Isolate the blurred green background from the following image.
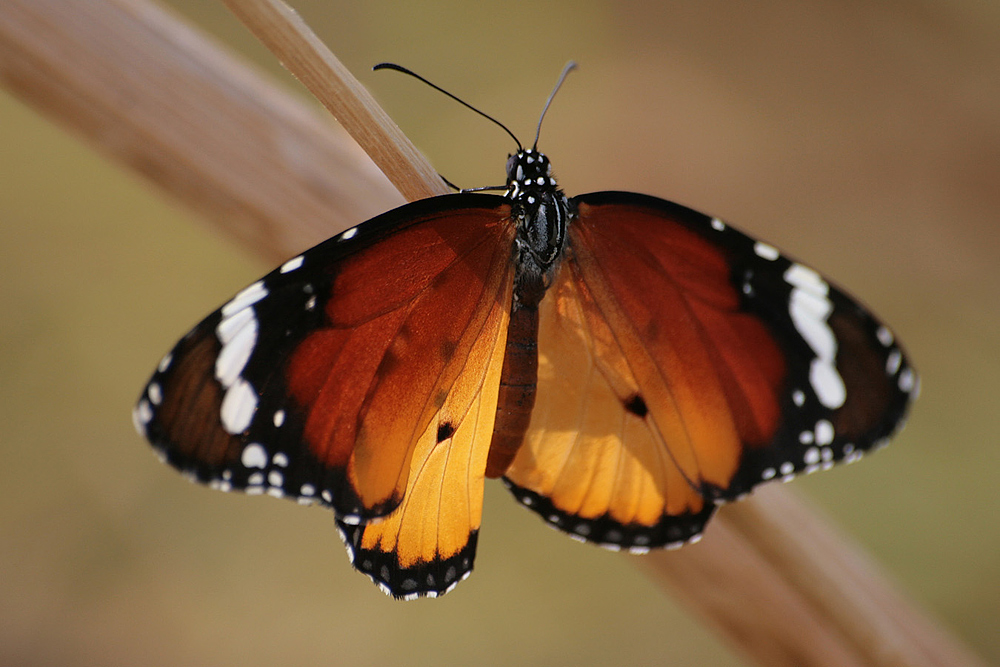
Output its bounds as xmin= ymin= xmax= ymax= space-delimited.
xmin=2 ymin=1 xmax=998 ymax=665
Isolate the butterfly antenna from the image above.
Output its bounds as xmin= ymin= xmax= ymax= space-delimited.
xmin=374 ymin=63 xmax=522 ymax=151
xmin=533 ymin=61 xmax=577 ymax=150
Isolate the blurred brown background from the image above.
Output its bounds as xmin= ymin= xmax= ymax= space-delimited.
xmin=1 ymin=1 xmax=998 ymax=665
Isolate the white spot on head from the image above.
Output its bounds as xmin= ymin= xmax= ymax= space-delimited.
xmin=754 ymin=242 xmax=780 ymax=261
xmin=340 ymin=226 xmax=358 ymax=241
xmin=711 ymin=218 xmax=725 ymax=231
xmin=147 ymin=382 xmax=162 ymax=406
xmin=221 ymin=378 xmax=257 ymax=434
xmin=341 ymin=514 xmax=361 ymax=525
xmin=815 ymin=419 xmax=835 ymax=445
xmin=221 ymin=281 xmax=268 ymax=319
xmin=273 ymin=409 xmax=285 ymax=427
xmin=241 ymin=443 xmax=268 ymax=469
xmin=280 ymin=255 xmax=304 ymax=274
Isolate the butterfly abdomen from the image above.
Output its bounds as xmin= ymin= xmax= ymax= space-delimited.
xmin=486 ymin=301 xmax=540 ymax=477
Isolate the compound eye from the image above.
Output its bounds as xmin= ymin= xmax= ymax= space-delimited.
xmin=505 ymin=154 xmax=519 ymax=178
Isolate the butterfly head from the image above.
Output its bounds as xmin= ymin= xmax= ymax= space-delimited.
xmin=505 ymin=148 xmax=557 ymax=201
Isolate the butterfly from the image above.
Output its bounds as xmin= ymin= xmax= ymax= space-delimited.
xmin=133 ymin=63 xmax=916 ymax=600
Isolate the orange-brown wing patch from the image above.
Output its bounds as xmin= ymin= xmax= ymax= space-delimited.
xmin=336 ymin=278 xmax=511 ymax=598
xmin=283 ymin=203 xmax=517 ymax=521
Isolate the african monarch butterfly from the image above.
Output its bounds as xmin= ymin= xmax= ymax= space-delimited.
xmin=134 ymin=63 xmax=916 ymax=599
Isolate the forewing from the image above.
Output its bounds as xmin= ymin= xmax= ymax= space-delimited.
xmin=134 ymin=194 xmax=516 ymax=525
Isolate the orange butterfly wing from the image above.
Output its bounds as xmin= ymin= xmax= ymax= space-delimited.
xmin=136 ymin=195 xmax=516 ymax=597
xmin=503 ymin=192 xmax=913 ymax=549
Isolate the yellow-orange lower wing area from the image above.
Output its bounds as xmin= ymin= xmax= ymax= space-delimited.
xmin=502 ymin=262 xmax=718 ymax=550
xmin=336 ymin=277 xmax=512 ymax=599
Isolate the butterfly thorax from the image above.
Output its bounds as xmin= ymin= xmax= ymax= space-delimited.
xmin=505 ymin=149 xmax=570 ymax=309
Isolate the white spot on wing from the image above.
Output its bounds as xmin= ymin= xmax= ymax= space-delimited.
xmin=241 ymin=443 xmax=268 ymax=469
xmin=280 ymin=255 xmax=304 ymax=273
xmin=785 ymin=263 xmax=846 ymax=409
xmin=221 ymin=281 xmax=268 ymax=318
xmin=147 ymin=382 xmax=162 ymax=406
xmin=340 ymin=226 xmax=358 ymax=241
xmin=754 ymin=242 xmax=780 ymax=261
xmin=814 ymin=419 xmax=835 ymax=445
xmin=810 ymin=360 xmax=847 ymax=410
xmin=216 ymin=306 xmax=254 ymax=345
xmin=711 ymin=218 xmax=725 ymax=231
xmin=157 ymin=353 xmax=173 ymax=373
xmin=215 ymin=314 xmax=257 ymax=388
xmin=133 ymin=400 xmax=152 ymax=434
xmin=898 ymin=367 xmax=916 ymax=393
xmin=221 ymin=378 xmax=257 ymax=434
xmin=876 ymin=325 xmax=894 ymax=347
xmin=886 ymin=349 xmax=902 ymax=375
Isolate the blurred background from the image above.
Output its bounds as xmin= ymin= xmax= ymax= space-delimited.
xmin=2 ymin=1 xmax=998 ymax=665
